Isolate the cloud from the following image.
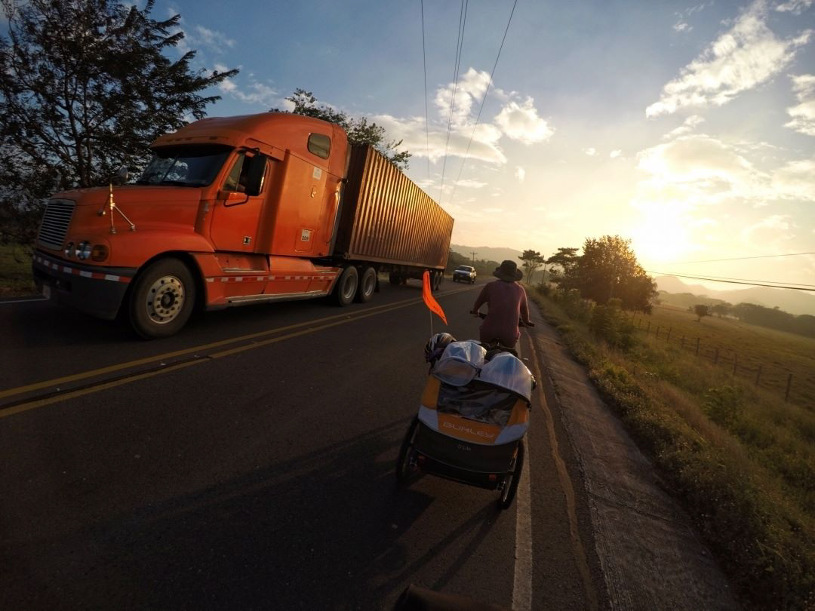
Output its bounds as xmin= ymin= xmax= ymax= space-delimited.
xmin=741 ymin=215 xmax=795 ymax=246
xmin=775 ymin=0 xmax=814 ymax=13
xmin=494 ymin=98 xmax=555 ymax=145
xmin=193 ymin=25 xmax=236 ymax=50
xmin=663 ymin=115 xmax=705 ymax=140
xmin=785 ymin=74 xmax=815 ymax=136
xmin=610 ymin=149 xmax=623 ymax=159
xmin=646 ymin=1 xmax=812 ymax=117
xmin=636 ymin=134 xmax=767 ymax=205
xmin=771 ymin=158 xmax=815 ymax=200
xmin=434 ymin=68 xmax=493 ymax=128
xmin=515 ymin=167 xmax=526 ymax=182
xmin=584 ymin=147 xmax=597 ymax=156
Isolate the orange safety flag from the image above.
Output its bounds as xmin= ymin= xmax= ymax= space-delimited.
xmin=422 ymin=271 xmax=448 ymax=325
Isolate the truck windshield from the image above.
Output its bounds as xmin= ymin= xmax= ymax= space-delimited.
xmin=136 ymin=145 xmax=232 ymax=187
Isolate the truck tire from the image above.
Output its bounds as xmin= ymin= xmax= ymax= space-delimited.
xmin=433 ymin=271 xmax=442 ymax=291
xmin=334 ymin=265 xmax=359 ymax=306
xmin=355 ymin=266 xmax=377 ymax=303
xmin=128 ymin=258 xmax=196 ymax=339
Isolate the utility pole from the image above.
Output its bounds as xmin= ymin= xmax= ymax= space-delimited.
xmin=470 ymin=251 xmax=477 ymax=264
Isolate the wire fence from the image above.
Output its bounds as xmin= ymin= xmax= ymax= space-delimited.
xmin=629 ymin=316 xmax=809 ymax=407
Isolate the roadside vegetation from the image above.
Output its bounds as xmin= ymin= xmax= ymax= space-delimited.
xmin=0 ymin=243 xmax=37 ymax=298
xmin=530 ymin=287 xmax=815 ymax=609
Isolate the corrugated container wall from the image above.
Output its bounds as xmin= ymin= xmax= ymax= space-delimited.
xmin=333 ymin=145 xmax=453 ymax=270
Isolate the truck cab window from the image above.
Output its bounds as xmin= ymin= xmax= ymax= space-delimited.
xmin=224 ymin=151 xmax=267 ymax=197
xmin=308 ymin=133 xmax=331 ymax=159
xmin=224 ymin=153 xmax=249 ymax=193
xmin=137 ymin=144 xmax=231 ymax=187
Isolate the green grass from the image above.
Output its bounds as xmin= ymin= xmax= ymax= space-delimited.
xmin=0 ymin=243 xmax=37 ymax=297
xmin=530 ymin=289 xmax=815 ymax=610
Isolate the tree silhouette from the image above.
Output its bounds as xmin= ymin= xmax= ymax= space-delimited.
xmin=518 ymin=249 xmax=545 ymax=283
xmin=552 ymin=235 xmax=656 ymax=311
xmin=272 ymin=89 xmax=411 ymax=170
xmin=0 ymin=0 xmax=238 ymax=246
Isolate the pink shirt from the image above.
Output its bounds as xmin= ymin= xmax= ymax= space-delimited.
xmin=472 ymin=280 xmax=530 ymax=347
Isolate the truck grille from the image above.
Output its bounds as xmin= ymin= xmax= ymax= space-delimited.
xmin=37 ymin=199 xmax=75 ymax=250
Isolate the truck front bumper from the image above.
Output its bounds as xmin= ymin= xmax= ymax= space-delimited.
xmin=32 ymin=251 xmax=136 ymax=320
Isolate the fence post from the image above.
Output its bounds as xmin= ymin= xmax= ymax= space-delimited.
xmin=696 ymin=337 xmax=700 ymax=356
xmin=667 ymin=328 xmax=672 ymax=342
xmin=785 ymin=373 xmax=793 ymax=402
xmin=646 ymin=321 xmax=651 ymax=333
xmin=755 ymin=365 xmax=762 ymax=387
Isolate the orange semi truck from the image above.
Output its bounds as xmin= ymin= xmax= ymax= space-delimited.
xmin=32 ymin=113 xmax=454 ymax=338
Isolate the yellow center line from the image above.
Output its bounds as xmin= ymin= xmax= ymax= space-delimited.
xmin=0 ymin=286 xmax=473 ymax=418
xmin=0 ymin=296 xmax=419 ymax=402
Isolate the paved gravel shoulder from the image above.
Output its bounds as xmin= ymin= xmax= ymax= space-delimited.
xmin=527 ymin=311 xmax=741 ymax=610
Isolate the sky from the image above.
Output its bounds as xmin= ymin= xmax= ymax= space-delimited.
xmin=12 ymin=0 xmax=815 ymax=293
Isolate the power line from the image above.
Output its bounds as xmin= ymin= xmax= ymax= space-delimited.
xmin=647 ymin=270 xmax=815 ymax=292
xmin=439 ymin=0 xmax=469 ymax=202
xmin=420 ymin=0 xmax=430 ymax=179
xmin=449 ymin=0 xmax=518 ymax=206
xmin=659 ymin=251 xmax=815 ymax=265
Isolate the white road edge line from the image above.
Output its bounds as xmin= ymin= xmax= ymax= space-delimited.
xmin=0 ymin=297 xmax=46 ymax=305
xmin=512 ymin=438 xmax=533 ymax=611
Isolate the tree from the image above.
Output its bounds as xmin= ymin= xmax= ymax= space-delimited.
xmin=544 ymin=247 xmax=579 ymax=284
xmin=518 ymin=249 xmax=544 ymax=283
xmin=0 ymin=0 xmax=238 ymax=246
xmin=553 ymin=235 xmax=657 ymax=311
xmin=711 ymin=303 xmax=731 ymax=318
xmin=694 ymin=304 xmax=710 ymax=322
xmin=272 ymin=89 xmax=411 ymax=170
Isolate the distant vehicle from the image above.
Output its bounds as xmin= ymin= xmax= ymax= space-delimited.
xmin=452 ymin=265 xmax=477 ymax=284
xmin=32 ymin=113 xmax=454 ymax=338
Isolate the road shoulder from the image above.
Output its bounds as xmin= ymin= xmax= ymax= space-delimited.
xmin=526 ymin=306 xmax=740 ymax=610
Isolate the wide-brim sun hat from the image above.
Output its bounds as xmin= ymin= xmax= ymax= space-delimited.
xmin=494 ymin=260 xmax=523 ymax=281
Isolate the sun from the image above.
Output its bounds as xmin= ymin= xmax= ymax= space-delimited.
xmin=627 ymin=205 xmax=693 ymax=266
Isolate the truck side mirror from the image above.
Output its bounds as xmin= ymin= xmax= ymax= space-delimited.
xmin=244 ymin=155 xmax=268 ymax=196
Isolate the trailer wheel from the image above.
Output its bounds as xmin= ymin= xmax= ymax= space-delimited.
xmin=432 ymin=271 xmax=442 ymax=291
xmin=334 ymin=265 xmax=359 ymax=306
xmin=355 ymin=266 xmax=377 ymax=303
xmin=129 ymin=258 xmax=195 ymax=339
xmin=498 ymin=439 xmax=524 ymax=510
xmin=396 ymin=417 xmax=420 ymax=485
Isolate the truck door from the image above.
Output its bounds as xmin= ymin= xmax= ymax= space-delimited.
xmin=210 ymin=151 xmax=268 ymax=253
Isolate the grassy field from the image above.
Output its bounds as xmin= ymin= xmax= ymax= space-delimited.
xmin=530 ymin=288 xmax=815 ymax=610
xmin=629 ymin=305 xmax=815 ymax=407
xmin=0 ymin=243 xmax=37 ymax=297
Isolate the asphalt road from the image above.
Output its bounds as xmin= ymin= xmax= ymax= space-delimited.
xmin=0 ymin=277 xmax=738 ymax=610
xmin=0 ymin=279 xmax=603 ymax=610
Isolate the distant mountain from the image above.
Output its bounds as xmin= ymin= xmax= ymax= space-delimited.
xmin=654 ymin=276 xmax=815 ymax=316
xmin=450 ymin=244 xmax=523 ymax=265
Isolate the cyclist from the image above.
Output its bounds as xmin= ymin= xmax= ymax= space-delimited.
xmin=470 ymin=260 xmax=534 ymax=349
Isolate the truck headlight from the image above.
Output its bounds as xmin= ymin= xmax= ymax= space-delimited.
xmin=76 ymin=241 xmax=92 ymax=260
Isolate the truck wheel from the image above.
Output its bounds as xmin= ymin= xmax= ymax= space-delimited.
xmin=334 ymin=265 xmax=359 ymax=306
xmin=356 ymin=266 xmax=377 ymax=303
xmin=129 ymin=258 xmax=195 ymax=339
xmin=433 ymin=271 xmax=442 ymax=291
